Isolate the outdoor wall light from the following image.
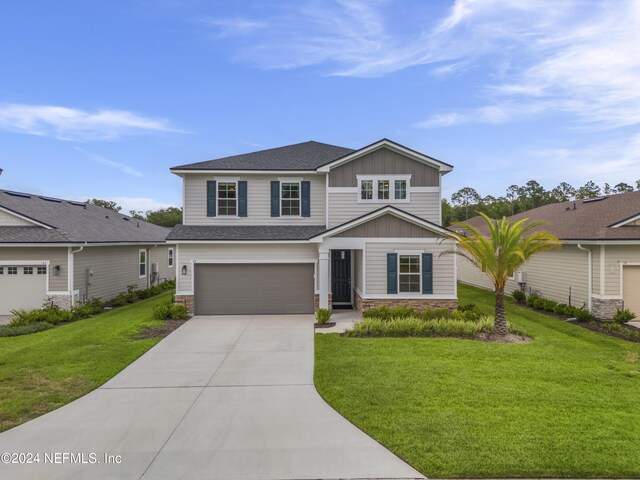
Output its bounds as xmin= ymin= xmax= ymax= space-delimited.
xmin=181 ymin=265 xmax=188 ymax=275
xmin=53 ymin=265 xmax=61 ymax=276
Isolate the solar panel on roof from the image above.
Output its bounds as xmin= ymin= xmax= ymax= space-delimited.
xmin=583 ymin=197 xmax=607 ymax=203
xmin=5 ymin=191 xmax=31 ymax=198
xmin=68 ymin=201 xmax=85 ymax=206
xmin=39 ymin=196 xmax=62 ymax=203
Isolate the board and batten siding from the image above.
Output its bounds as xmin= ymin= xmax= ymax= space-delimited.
xmin=0 ymin=247 xmax=68 ymax=291
xmin=0 ymin=209 xmax=35 ymax=226
xmin=328 ymin=147 xmax=440 ymax=187
xmin=183 ymin=173 xmax=325 ymax=225
xmin=176 ymin=243 xmax=318 ymax=293
xmin=457 ymin=245 xmax=590 ymax=307
xmin=328 ymin=191 xmax=440 ymax=228
xmin=73 ymin=245 xmax=170 ymax=301
xmin=365 ymin=242 xmax=455 ymax=296
xmin=603 ymin=245 xmax=640 ymax=296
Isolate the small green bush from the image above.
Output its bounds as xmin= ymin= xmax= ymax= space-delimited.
xmin=613 ymin=308 xmax=636 ymax=324
xmin=421 ymin=308 xmax=454 ymax=320
xmin=511 ymin=290 xmax=526 ymax=303
xmin=458 ymin=303 xmax=476 ymax=312
xmin=0 ymin=322 xmax=53 ymax=337
xmin=152 ymin=302 xmax=190 ymax=320
xmin=574 ymin=308 xmax=595 ymax=322
xmin=363 ymin=305 xmax=417 ymax=320
xmin=599 ymin=321 xmax=640 ymax=339
xmin=315 ymin=308 xmax=332 ymax=324
xmin=526 ymin=294 xmax=540 ymax=308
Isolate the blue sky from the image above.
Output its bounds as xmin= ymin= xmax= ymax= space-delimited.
xmin=1 ymin=0 xmax=639 ymax=212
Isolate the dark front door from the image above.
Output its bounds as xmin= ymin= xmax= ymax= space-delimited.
xmin=331 ymin=250 xmax=351 ymax=304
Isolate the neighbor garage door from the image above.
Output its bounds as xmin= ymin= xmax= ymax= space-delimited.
xmin=623 ymin=266 xmax=640 ymax=317
xmin=194 ymin=263 xmax=314 ymax=315
xmin=0 ymin=265 xmax=47 ymax=315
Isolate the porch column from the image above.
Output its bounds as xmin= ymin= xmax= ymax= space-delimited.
xmin=318 ymin=249 xmax=330 ymax=309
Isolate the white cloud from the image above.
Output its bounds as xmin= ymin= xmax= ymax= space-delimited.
xmin=74 ymin=147 xmax=143 ymax=177
xmin=0 ymin=103 xmax=181 ymax=141
xmin=200 ymin=17 xmax=267 ymax=36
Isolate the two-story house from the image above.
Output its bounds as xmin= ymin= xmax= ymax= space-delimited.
xmin=168 ymin=139 xmax=458 ymax=315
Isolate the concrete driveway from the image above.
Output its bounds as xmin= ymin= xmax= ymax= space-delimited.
xmin=0 ymin=315 xmax=424 ymax=480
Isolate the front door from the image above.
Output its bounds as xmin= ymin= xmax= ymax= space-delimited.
xmin=331 ymin=250 xmax=351 ymax=304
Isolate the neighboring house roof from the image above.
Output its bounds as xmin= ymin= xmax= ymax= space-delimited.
xmin=0 ymin=190 xmax=171 ymax=244
xmin=167 ymin=225 xmax=327 ymax=241
xmin=171 ymin=141 xmax=355 ymax=171
xmin=461 ymin=191 xmax=640 ymax=241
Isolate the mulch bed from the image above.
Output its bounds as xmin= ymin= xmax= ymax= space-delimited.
xmin=315 ymin=322 xmax=336 ymax=328
xmin=571 ymin=319 xmax=640 ymax=342
xmin=134 ymin=318 xmax=189 ymax=339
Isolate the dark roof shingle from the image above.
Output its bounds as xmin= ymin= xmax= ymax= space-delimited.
xmin=167 ymin=225 xmax=327 ymax=241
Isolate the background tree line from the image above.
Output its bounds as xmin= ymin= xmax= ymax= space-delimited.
xmin=86 ymin=199 xmax=182 ymax=227
xmin=443 ymin=179 xmax=640 ymax=226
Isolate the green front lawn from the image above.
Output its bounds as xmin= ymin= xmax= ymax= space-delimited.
xmin=315 ymin=284 xmax=640 ymax=478
xmin=0 ymin=293 xmax=173 ymax=432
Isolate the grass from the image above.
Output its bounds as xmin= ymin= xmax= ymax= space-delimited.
xmin=315 ymin=283 xmax=640 ymax=478
xmin=0 ymin=293 xmax=172 ymax=432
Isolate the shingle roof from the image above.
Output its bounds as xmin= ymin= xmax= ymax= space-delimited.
xmin=171 ymin=141 xmax=355 ymax=171
xmin=0 ymin=190 xmax=171 ymax=244
xmin=167 ymin=224 xmax=327 ymax=241
xmin=462 ymin=191 xmax=640 ymax=241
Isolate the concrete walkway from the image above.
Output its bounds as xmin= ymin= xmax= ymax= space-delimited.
xmin=0 ymin=315 xmax=423 ymax=480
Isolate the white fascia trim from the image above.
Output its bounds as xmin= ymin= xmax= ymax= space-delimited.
xmin=310 ymin=206 xmax=455 ymax=242
xmin=327 ymin=186 xmax=439 ymax=194
xmin=0 ymin=259 xmax=50 ymax=266
xmin=170 ymin=240 xmax=312 ymax=244
xmin=563 ymin=240 xmax=640 ymax=245
xmin=599 ymin=245 xmax=605 ymax=296
xmin=0 ymin=206 xmax=53 ymax=229
xmin=357 ymin=294 xmax=458 ymax=300
xmin=0 ymin=242 xmax=170 ymax=248
xmin=412 ymin=186 xmax=441 ymax=193
xmin=192 ymin=259 xmax=316 ymax=264
xmin=327 ymin=187 xmax=359 ymax=194
xmin=325 ymin=173 xmax=329 ymax=228
xmin=317 ymin=140 xmax=453 ymax=173
xmin=171 ymin=169 xmax=321 ymax=175
xmin=610 ymin=213 xmax=640 ymax=228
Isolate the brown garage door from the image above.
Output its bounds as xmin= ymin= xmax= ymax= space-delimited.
xmin=194 ymin=263 xmax=315 ymax=315
xmin=623 ymin=266 xmax=640 ymax=317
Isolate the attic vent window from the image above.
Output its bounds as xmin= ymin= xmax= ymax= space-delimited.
xmin=5 ymin=191 xmax=31 ymax=198
xmin=583 ymin=197 xmax=607 ymax=203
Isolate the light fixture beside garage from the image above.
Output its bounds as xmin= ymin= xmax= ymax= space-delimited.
xmin=181 ymin=264 xmax=188 ymax=275
xmin=53 ymin=265 xmax=61 ymax=276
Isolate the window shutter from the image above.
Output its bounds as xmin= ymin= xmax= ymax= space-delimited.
xmin=271 ymin=181 xmax=280 ymax=217
xmin=387 ymin=253 xmax=398 ymax=294
xmin=206 ymin=180 xmax=216 ymax=217
xmin=301 ymin=181 xmax=311 ymax=217
xmin=422 ymin=253 xmax=433 ymax=294
xmin=238 ymin=181 xmax=248 ymax=217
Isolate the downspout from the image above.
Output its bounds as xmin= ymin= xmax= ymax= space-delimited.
xmin=69 ymin=243 xmax=86 ymax=306
xmin=577 ymin=244 xmax=592 ymax=311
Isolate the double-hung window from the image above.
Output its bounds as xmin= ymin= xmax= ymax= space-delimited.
xmin=281 ymin=182 xmax=300 ymax=216
xmin=358 ymin=175 xmax=410 ymax=203
xmin=139 ymin=249 xmax=147 ymax=278
xmin=168 ymin=248 xmax=174 ymax=268
xmin=398 ymin=255 xmax=421 ymax=293
xmin=217 ymin=182 xmax=237 ymax=216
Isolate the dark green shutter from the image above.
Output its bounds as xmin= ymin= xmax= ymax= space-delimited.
xmin=422 ymin=253 xmax=433 ymax=294
xmin=271 ymin=181 xmax=280 ymax=217
xmin=206 ymin=180 xmax=216 ymax=217
xmin=301 ymin=181 xmax=311 ymax=217
xmin=387 ymin=253 xmax=398 ymax=294
xmin=238 ymin=181 xmax=247 ymax=217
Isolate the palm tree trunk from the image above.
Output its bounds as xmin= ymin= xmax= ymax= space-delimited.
xmin=494 ymin=289 xmax=508 ymax=335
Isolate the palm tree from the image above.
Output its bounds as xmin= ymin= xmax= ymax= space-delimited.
xmin=450 ymin=213 xmax=561 ymax=335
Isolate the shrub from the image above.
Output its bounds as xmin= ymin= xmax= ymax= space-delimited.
xmin=599 ymin=321 xmax=640 ymax=340
xmin=152 ymin=302 xmax=190 ymax=320
xmin=458 ymin=303 xmax=476 ymax=312
xmin=363 ymin=305 xmax=416 ymax=320
xmin=526 ymin=294 xmax=540 ymax=308
xmin=613 ymin=308 xmax=636 ymax=324
xmin=315 ymin=308 xmax=332 ymax=324
xmin=0 ymin=322 xmax=53 ymax=337
xmin=511 ymin=290 xmax=526 ymax=303
xmin=421 ymin=308 xmax=454 ymax=320
xmin=574 ymin=308 xmax=595 ymax=322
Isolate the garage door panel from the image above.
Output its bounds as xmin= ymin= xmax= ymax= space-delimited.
xmin=623 ymin=266 xmax=640 ymax=317
xmin=0 ymin=266 xmax=47 ymax=315
xmin=194 ymin=264 xmax=314 ymax=315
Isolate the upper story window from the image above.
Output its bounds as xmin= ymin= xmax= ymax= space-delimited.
xmin=281 ymin=182 xmax=300 ymax=216
xmin=358 ymin=175 xmax=410 ymax=203
xmin=217 ymin=182 xmax=237 ymax=216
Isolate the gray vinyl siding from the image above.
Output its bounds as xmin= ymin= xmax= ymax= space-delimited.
xmin=365 ymin=242 xmax=455 ymax=296
xmin=176 ymin=243 xmax=318 ymax=293
xmin=0 ymin=209 xmax=34 ymax=226
xmin=74 ymin=245 xmax=175 ymax=301
xmin=458 ymin=246 xmax=590 ymax=307
xmin=150 ymin=244 xmax=176 ymax=284
xmin=592 ymin=246 xmax=601 ymax=294
xmin=328 ymin=191 xmax=440 ymax=227
xmin=354 ymin=249 xmax=363 ymax=292
xmin=183 ymin=174 xmax=325 ymax=225
xmin=329 ymin=147 xmax=440 ymax=187
xmin=335 ymin=214 xmax=438 ymax=238
xmin=0 ymin=247 xmax=68 ymax=291
xmin=603 ymin=245 xmax=640 ymax=295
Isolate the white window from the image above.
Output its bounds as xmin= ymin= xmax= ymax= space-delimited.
xmin=8 ymin=267 xmax=17 ymax=275
xmin=281 ymin=182 xmax=300 ymax=216
xmin=23 ymin=267 xmax=33 ymax=275
xmin=217 ymin=182 xmax=237 ymax=216
xmin=0 ymin=267 xmax=3 ymax=274
xmin=37 ymin=266 xmax=47 ymax=275
xmin=358 ymin=175 xmax=411 ymax=203
xmin=139 ymin=249 xmax=147 ymax=278
xmin=398 ymin=254 xmax=421 ymax=293
xmin=168 ymin=248 xmax=174 ymax=268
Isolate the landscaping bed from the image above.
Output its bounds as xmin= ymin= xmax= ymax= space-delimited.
xmin=314 ymin=283 xmax=640 ymax=478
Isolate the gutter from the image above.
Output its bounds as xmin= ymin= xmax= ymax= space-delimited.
xmin=576 ymin=244 xmax=592 ymax=310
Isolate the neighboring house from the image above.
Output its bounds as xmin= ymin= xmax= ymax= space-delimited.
xmin=0 ymin=190 xmax=175 ymax=314
xmin=457 ymin=191 xmax=640 ymax=319
xmin=168 ymin=138 xmax=458 ymax=315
